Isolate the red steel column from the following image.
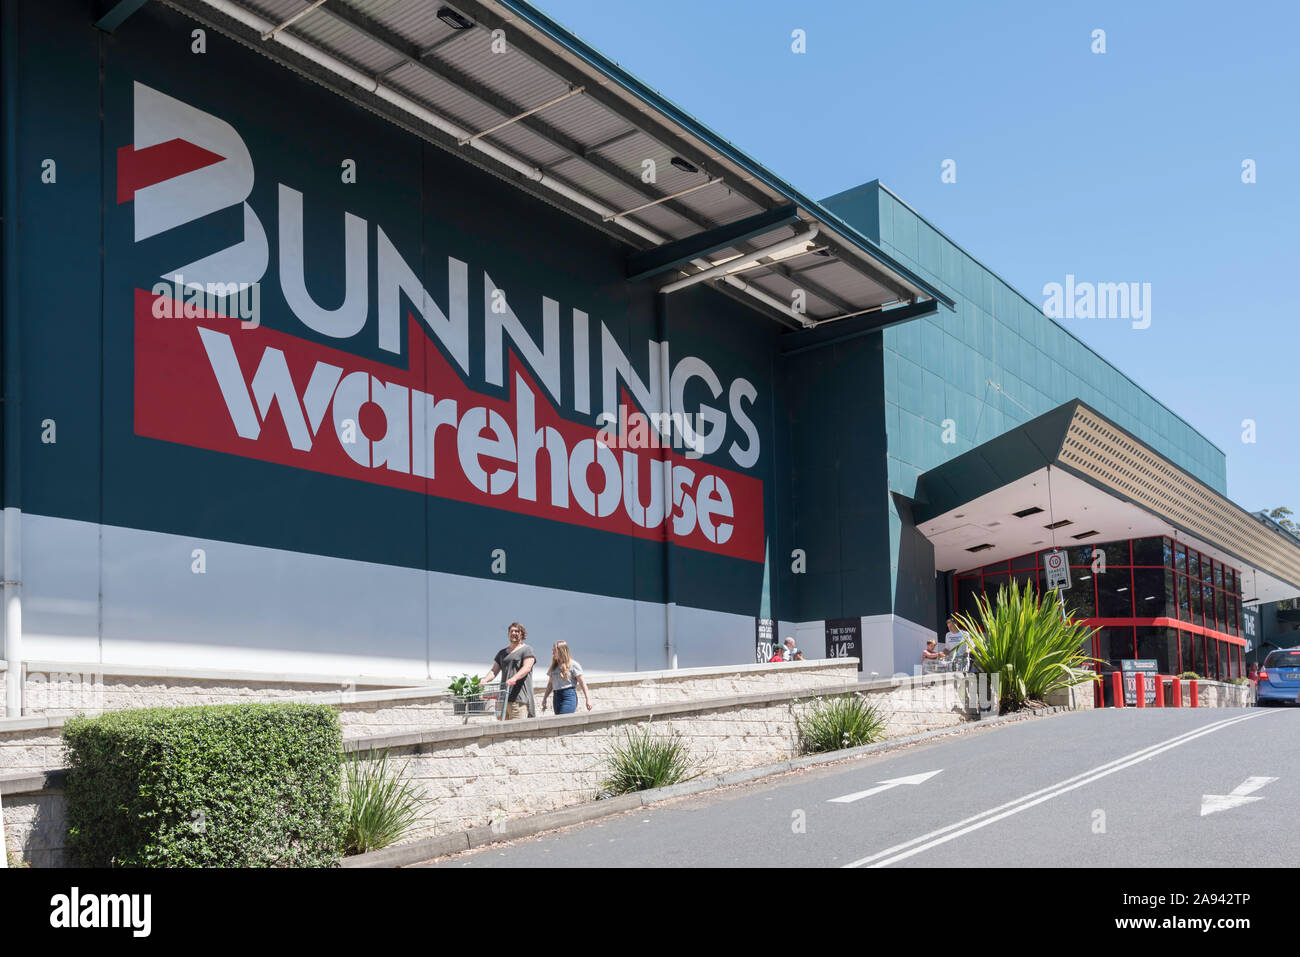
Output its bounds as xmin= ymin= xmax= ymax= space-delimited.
xmin=1190 ymin=679 xmax=1199 ymax=708
xmin=1155 ymin=675 xmax=1165 ymax=708
xmin=1171 ymin=676 xmax=1181 ymax=707
xmin=1112 ymin=671 xmax=1124 ymax=708
xmin=1135 ymin=672 xmax=1146 ymax=708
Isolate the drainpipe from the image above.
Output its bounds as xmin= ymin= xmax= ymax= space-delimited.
xmin=656 ymin=293 xmax=676 ymax=670
xmin=2 ymin=0 xmax=21 ymax=718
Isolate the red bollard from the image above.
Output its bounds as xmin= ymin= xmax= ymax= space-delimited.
xmin=1112 ymin=670 xmax=1124 ymax=708
xmin=1171 ymin=677 xmax=1181 ymax=707
xmin=1135 ymin=672 xmax=1146 ymax=708
xmin=1190 ymin=679 xmax=1199 ymax=708
xmin=1155 ymin=675 xmax=1165 ymax=708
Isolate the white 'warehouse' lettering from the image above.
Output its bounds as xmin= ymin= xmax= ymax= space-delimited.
xmin=197 ymin=331 xmax=735 ymax=544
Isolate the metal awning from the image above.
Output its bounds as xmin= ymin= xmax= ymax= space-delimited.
xmin=162 ymin=0 xmax=953 ymax=330
xmin=913 ymin=400 xmax=1300 ymax=606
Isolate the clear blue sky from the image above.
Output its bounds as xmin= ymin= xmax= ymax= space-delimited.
xmin=535 ymin=0 xmax=1299 ymax=513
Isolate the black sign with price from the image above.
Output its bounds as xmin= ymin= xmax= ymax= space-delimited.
xmin=755 ymin=618 xmax=775 ymax=664
xmin=825 ymin=617 xmax=863 ymax=671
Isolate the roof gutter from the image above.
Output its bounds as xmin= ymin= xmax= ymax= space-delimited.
xmin=484 ymin=0 xmax=954 ymax=310
xmin=193 ymin=0 xmax=815 ymax=328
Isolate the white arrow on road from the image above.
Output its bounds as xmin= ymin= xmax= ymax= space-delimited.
xmin=1201 ymin=776 xmax=1278 ymax=816
xmin=828 ymin=770 xmax=942 ymax=804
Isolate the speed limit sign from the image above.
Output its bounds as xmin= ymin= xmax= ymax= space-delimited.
xmin=1044 ymin=549 xmax=1071 ymax=590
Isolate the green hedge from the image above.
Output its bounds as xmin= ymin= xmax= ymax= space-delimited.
xmin=63 ymin=702 xmax=346 ymax=867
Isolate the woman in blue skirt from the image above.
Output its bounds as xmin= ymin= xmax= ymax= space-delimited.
xmin=541 ymin=640 xmax=592 ymax=715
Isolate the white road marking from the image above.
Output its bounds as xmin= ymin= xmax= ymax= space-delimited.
xmin=828 ymin=770 xmax=943 ymax=804
xmin=1201 ymin=775 xmax=1278 ymax=816
xmin=844 ymin=711 xmax=1271 ymax=868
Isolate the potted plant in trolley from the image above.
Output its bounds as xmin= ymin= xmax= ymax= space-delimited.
xmin=447 ymin=673 xmax=493 ymax=715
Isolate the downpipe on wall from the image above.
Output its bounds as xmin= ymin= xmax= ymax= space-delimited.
xmin=657 ymin=294 xmax=676 ymax=670
xmin=2 ymin=0 xmax=22 ymax=718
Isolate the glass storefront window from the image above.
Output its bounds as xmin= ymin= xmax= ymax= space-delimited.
xmin=1068 ymin=574 xmax=1096 ymax=617
xmin=1207 ymin=641 xmax=1222 ymax=681
xmin=983 ymin=571 xmax=1009 ymax=598
xmin=1188 ymin=551 xmax=1200 ymax=582
xmin=1096 ymin=626 xmax=1134 ymax=665
xmin=1011 ymin=569 xmax=1037 ymax=593
xmin=1174 ymin=543 xmax=1187 ymax=572
xmin=1177 ymin=575 xmax=1191 ymax=620
xmin=1010 ymin=552 xmax=1037 ymax=571
xmin=1226 ymin=598 xmax=1238 ymax=637
xmin=1132 ymin=567 xmax=1167 ymax=618
xmin=1136 ymin=626 xmax=1177 ymax=675
xmin=1216 ymin=589 xmax=1227 ymax=632
xmin=1069 ymin=545 xmax=1095 ymax=566
xmin=1099 ymin=573 xmax=1133 ymax=617
xmin=1201 ymin=582 xmax=1214 ymax=627
xmin=956 ymin=577 xmax=982 ymax=619
xmin=1180 ymin=631 xmax=1193 ymax=674
xmin=982 ymin=560 xmax=1009 ymax=576
xmin=1102 ymin=541 xmax=1130 ymax=568
xmin=1132 ymin=537 xmax=1164 ymax=566
xmin=1212 ymin=563 xmax=1223 ymax=590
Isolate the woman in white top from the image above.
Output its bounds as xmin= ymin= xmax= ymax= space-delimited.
xmin=541 ymin=640 xmax=592 ymax=714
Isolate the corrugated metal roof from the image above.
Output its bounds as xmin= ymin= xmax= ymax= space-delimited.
xmin=167 ymin=0 xmax=954 ymax=329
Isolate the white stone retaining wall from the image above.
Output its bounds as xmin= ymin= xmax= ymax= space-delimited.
xmin=0 ymin=660 xmax=859 ymax=774
xmin=333 ymin=661 xmax=857 ymax=738
xmin=2 ymin=668 xmax=976 ymax=866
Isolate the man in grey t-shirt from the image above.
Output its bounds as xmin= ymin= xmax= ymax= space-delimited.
xmin=483 ymin=621 xmax=536 ymax=720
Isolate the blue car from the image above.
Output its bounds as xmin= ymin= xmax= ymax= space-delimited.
xmin=1257 ymin=649 xmax=1300 ymax=706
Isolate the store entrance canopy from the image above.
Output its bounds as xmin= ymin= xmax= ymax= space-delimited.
xmin=913 ymin=401 xmax=1300 ymax=607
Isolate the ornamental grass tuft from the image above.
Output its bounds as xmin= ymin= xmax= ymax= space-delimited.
xmin=955 ymin=578 xmax=1099 ymax=713
xmin=795 ymin=694 xmax=886 ymax=754
xmin=599 ymin=725 xmax=699 ymax=795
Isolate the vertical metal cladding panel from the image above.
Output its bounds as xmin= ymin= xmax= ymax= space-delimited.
xmin=18 ymin=0 xmax=776 ymax=673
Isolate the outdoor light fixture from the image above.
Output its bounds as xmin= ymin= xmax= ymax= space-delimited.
xmin=1013 ymin=507 xmax=1045 ymax=518
xmin=966 ymin=543 xmax=995 ymax=553
xmin=437 ymin=6 xmax=474 ymax=29
xmin=670 ymin=156 xmax=699 ymax=173
xmin=1044 ymin=519 xmax=1073 ymax=529
xmin=1071 ymin=530 xmax=1099 ymax=540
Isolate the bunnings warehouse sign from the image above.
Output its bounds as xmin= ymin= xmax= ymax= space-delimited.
xmin=124 ymin=80 xmax=764 ymax=563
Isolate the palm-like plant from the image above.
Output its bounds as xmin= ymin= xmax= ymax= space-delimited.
xmin=953 ymin=578 xmax=1099 ymax=713
xmin=341 ymin=748 xmax=425 ymax=856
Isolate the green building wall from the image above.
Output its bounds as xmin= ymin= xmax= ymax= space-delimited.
xmin=821 ymin=180 xmax=1229 ymax=634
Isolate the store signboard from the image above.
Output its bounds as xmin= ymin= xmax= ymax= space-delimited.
xmin=755 ymin=618 xmax=776 ymax=664
xmin=1121 ymin=658 xmax=1158 ymax=706
xmin=825 ymin=618 xmax=863 ymax=671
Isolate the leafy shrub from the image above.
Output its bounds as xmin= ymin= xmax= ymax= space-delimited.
xmin=342 ymin=748 xmax=425 ymax=855
xmin=795 ymin=694 xmax=886 ymax=753
xmin=600 ymin=726 xmax=698 ymax=795
xmin=955 ymin=579 xmax=1099 ymax=713
xmin=63 ymin=703 xmax=345 ymax=867
xmin=446 ymin=674 xmax=484 ymax=699
xmin=1178 ymin=672 xmax=1201 ymax=680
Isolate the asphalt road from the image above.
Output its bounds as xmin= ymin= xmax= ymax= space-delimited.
xmin=421 ymin=707 xmax=1298 ymax=867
